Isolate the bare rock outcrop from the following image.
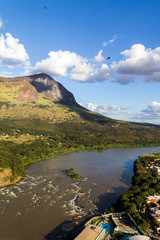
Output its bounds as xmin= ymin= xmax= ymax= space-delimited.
xmin=26 ymin=73 xmax=78 ymax=105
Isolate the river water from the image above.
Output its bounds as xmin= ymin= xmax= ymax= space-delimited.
xmin=1 ymin=146 xmax=160 ymax=240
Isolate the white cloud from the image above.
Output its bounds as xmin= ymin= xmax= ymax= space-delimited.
xmin=33 ymin=50 xmax=96 ymax=82
xmin=33 ymin=50 xmax=79 ymax=77
xmin=70 ymin=60 xmax=95 ymax=82
xmin=94 ymin=50 xmax=105 ymax=62
xmin=0 ymin=33 xmax=30 ymax=67
xmin=130 ymin=101 xmax=160 ymax=123
xmin=0 ymin=18 xmax=3 ymax=28
xmin=143 ymin=101 xmax=160 ymax=116
xmin=112 ymin=73 xmax=134 ymax=85
xmin=108 ymin=35 xmax=117 ymax=44
xmin=0 ymin=71 xmax=13 ymax=77
xmin=32 ymin=49 xmax=111 ymax=82
xmin=31 ymin=42 xmax=160 ymax=84
xmin=103 ymin=35 xmax=117 ymax=48
xmin=90 ymin=64 xmax=111 ymax=82
xmin=85 ymin=101 xmax=160 ymax=124
xmin=112 ymin=44 xmax=160 ymax=84
xmin=86 ymin=102 xmax=130 ymax=115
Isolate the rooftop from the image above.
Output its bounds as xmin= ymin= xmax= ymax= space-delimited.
xmin=129 ymin=236 xmax=151 ymax=240
xmin=74 ymin=224 xmax=105 ymax=240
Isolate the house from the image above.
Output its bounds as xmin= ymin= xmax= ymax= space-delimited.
xmin=146 ymin=195 xmax=160 ymax=204
xmin=74 ymin=224 xmax=105 ymax=240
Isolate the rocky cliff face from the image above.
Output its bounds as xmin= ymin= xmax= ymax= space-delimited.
xmin=26 ymin=73 xmax=77 ymax=105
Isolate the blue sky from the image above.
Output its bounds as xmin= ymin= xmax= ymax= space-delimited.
xmin=0 ymin=0 xmax=160 ymax=124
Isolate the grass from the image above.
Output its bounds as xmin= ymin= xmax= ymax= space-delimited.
xmin=0 ymin=134 xmax=36 ymax=143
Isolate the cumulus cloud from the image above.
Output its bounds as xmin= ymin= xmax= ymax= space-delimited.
xmin=143 ymin=102 xmax=160 ymax=113
xmin=70 ymin=60 xmax=95 ymax=82
xmin=86 ymin=102 xmax=130 ymax=115
xmin=31 ymin=42 xmax=160 ymax=84
xmin=112 ymin=44 xmax=160 ymax=84
xmin=32 ymin=49 xmax=111 ymax=82
xmin=33 ymin=50 xmax=79 ymax=77
xmin=112 ymin=73 xmax=134 ymax=85
xmin=94 ymin=50 xmax=105 ymax=62
xmin=33 ymin=50 xmax=95 ymax=81
xmin=0 ymin=33 xmax=30 ymax=67
xmin=0 ymin=18 xmax=3 ymax=28
xmin=90 ymin=64 xmax=111 ymax=82
xmin=130 ymin=101 xmax=160 ymax=123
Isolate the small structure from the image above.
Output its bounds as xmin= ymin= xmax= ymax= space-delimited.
xmin=154 ymin=166 xmax=160 ymax=176
xmin=112 ymin=213 xmax=139 ymax=235
xmin=74 ymin=224 xmax=105 ymax=240
xmin=146 ymin=195 xmax=160 ymax=203
xmin=129 ymin=236 xmax=151 ymax=240
xmin=146 ymin=195 xmax=160 ymax=204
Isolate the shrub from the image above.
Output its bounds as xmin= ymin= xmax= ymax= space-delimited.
xmin=66 ymin=168 xmax=74 ymax=175
xmin=72 ymin=173 xmax=80 ymax=180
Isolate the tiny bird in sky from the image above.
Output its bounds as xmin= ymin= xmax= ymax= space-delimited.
xmin=107 ymin=57 xmax=111 ymax=60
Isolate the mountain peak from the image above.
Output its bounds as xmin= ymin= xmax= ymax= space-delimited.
xmin=26 ymin=73 xmax=77 ymax=105
xmin=28 ymin=73 xmax=53 ymax=80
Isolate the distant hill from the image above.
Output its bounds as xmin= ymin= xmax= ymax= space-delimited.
xmin=0 ymin=73 xmax=160 ymax=183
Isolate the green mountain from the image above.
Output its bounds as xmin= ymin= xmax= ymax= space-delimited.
xmin=0 ymin=73 xmax=160 ymax=185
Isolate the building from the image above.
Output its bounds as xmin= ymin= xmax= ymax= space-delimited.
xmin=154 ymin=166 xmax=160 ymax=176
xmin=74 ymin=224 xmax=105 ymax=240
xmin=111 ymin=213 xmax=139 ymax=235
xmin=129 ymin=236 xmax=151 ymax=240
xmin=146 ymin=195 xmax=160 ymax=205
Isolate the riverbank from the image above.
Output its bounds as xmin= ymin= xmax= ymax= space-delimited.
xmin=1 ymin=141 xmax=160 ymax=188
xmin=106 ymin=152 xmax=160 ymax=236
xmin=70 ymin=152 xmax=160 ymax=239
xmin=0 ymin=168 xmax=22 ymax=187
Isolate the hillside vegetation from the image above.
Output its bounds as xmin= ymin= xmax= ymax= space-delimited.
xmin=0 ymin=73 xmax=160 ymax=182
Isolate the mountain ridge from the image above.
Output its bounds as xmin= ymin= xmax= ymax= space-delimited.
xmin=0 ymin=73 xmax=78 ymax=106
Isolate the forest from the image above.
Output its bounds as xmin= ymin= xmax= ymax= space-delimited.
xmin=1 ymin=115 xmax=160 ymax=180
xmin=1 ymin=112 xmax=160 ymax=180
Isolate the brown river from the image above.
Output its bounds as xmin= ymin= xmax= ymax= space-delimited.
xmin=1 ymin=147 xmax=160 ymax=240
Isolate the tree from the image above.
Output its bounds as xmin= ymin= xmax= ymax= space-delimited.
xmin=139 ymin=219 xmax=150 ymax=232
xmin=129 ymin=185 xmax=141 ymax=194
xmin=135 ymin=196 xmax=144 ymax=209
xmin=66 ymin=168 xmax=74 ymax=175
xmin=127 ymin=203 xmax=137 ymax=215
xmin=72 ymin=173 xmax=80 ymax=180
